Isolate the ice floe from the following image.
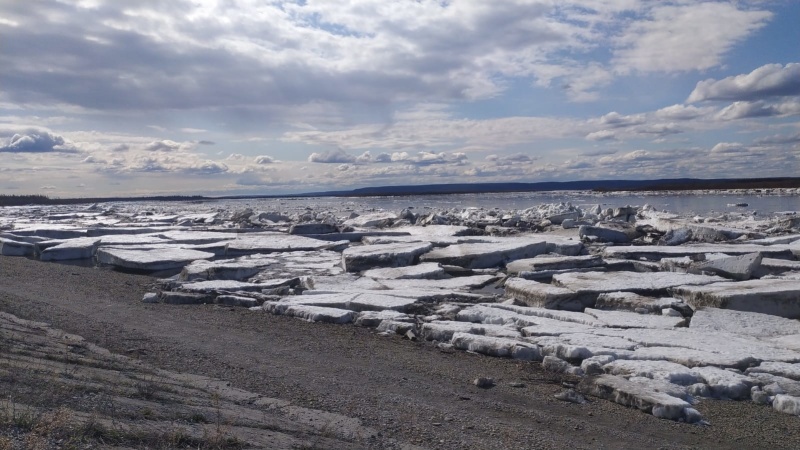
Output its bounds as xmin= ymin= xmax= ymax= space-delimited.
xmin=4 ymin=197 xmax=800 ymax=423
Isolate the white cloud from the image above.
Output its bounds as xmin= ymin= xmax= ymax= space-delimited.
xmin=710 ymin=142 xmax=747 ymax=154
xmin=308 ymin=149 xmax=357 ymax=164
xmin=717 ymin=100 xmax=800 ymax=120
xmin=688 ymin=63 xmax=800 ymax=103
xmin=613 ymin=3 xmax=771 ymax=74
xmin=0 ymin=130 xmax=76 ymax=153
xmin=254 ymin=155 xmax=276 ymax=164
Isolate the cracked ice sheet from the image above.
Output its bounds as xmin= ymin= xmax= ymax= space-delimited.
xmin=420 ymin=321 xmax=521 ymax=341
xmin=552 ymin=271 xmax=725 ymax=296
xmin=268 ymin=292 xmax=419 ymax=312
xmin=178 ymin=279 xmax=295 ymax=293
xmin=374 ymin=275 xmax=497 ymax=291
xmin=485 ymin=303 xmax=604 ymax=326
xmin=584 ymin=309 xmax=686 ymax=329
xmin=181 ymin=255 xmax=279 ymax=281
xmin=693 ymin=366 xmax=755 ymax=400
xmin=746 ymin=362 xmax=800 ymax=381
xmin=594 ymin=328 xmax=800 ymax=363
xmin=628 ymin=347 xmax=757 ymax=370
xmin=96 ymin=247 xmax=215 ymax=271
xmin=604 ymin=360 xmax=704 ymax=386
xmin=262 ymin=303 xmax=354 ymax=324
xmin=690 ymin=308 xmax=800 ymax=337
xmin=226 ymin=233 xmax=347 ymax=255
xmin=362 ymin=262 xmax=447 ymax=280
xmin=450 ymin=332 xmax=541 ymax=360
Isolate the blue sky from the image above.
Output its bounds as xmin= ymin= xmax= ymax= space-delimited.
xmin=0 ymin=0 xmax=798 ymax=197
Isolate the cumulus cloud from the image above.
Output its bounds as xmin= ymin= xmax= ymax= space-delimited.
xmin=145 ymin=140 xmax=183 ymax=152
xmin=0 ymin=131 xmax=75 ymax=153
xmin=185 ymin=160 xmax=228 ymax=175
xmin=308 ymin=149 xmax=357 ymax=164
xmin=595 ymin=112 xmax=646 ymax=128
xmin=254 ymin=155 xmax=276 ymax=164
xmin=654 ymin=104 xmax=714 ymax=121
xmin=688 ymin=63 xmax=800 ymax=103
xmin=717 ymin=100 xmax=800 ymax=120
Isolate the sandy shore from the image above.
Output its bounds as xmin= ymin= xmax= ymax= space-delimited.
xmin=2 ymin=255 xmax=800 ymax=449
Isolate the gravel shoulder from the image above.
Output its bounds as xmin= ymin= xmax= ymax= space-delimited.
xmin=2 ymin=255 xmax=799 ymax=449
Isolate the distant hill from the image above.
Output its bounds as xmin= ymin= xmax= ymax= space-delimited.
xmin=3 ymin=177 xmax=799 ymax=206
xmin=305 ymin=177 xmax=800 ymax=197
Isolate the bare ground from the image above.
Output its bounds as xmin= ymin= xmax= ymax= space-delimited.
xmin=1 ymin=255 xmax=799 ymax=449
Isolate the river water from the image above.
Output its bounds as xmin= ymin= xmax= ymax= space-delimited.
xmin=189 ymin=191 xmax=800 ymax=218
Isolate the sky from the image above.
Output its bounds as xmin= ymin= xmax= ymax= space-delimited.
xmin=1 ymin=0 xmax=799 ymax=197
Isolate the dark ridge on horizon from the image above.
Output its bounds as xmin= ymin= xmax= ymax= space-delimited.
xmin=2 ymin=177 xmax=799 ymax=206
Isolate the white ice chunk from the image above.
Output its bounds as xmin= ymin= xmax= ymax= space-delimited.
xmin=262 ymin=302 xmax=354 ymax=324
xmin=96 ymin=247 xmax=214 ymax=271
xmin=506 ymin=255 xmax=602 ymax=274
xmin=773 ymin=395 xmax=800 ymax=416
xmin=629 ymin=347 xmax=756 ymax=370
xmin=579 ymin=374 xmax=696 ymax=422
xmin=693 ymin=366 xmax=754 ymax=400
xmin=504 ymin=278 xmax=583 ymax=311
xmin=376 ymin=275 xmax=497 ymax=291
xmin=603 ymin=360 xmax=703 ymax=386
xmin=746 ymin=362 xmax=800 ymax=381
xmin=672 ymin=279 xmax=800 ymax=319
xmin=419 ymin=321 xmax=520 ymax=342
xmin=486 ymin=303 xmax=603 ymax=326
xmin=362 ymin=262 xmax=447 ymax=280
xmin=342 ymin=242 xmax=432 ymax=272
xmin=420 ymin=238 xmax=548 ymax=269
xmin=552 ymin=271 xmax=724 ymax=299
xmin=450 ymin=332 xmax=542 ymax=360
xmin=39 ymin=237 xmax=101 ymax=261
xmin=690 ymin=308 xmax=800 ymax=337
xmin=584 ymin=308 xmax=686 ymax=329
xmin=227 ymin=233 xmax=347 ymax=256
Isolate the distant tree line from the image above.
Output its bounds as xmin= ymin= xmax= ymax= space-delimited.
xmin=0 ymin=194 xmax=206 ymax=207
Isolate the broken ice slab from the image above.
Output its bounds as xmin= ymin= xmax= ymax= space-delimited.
xmin=215 ymin=295 xmax=262 ymax=308
xmin=750 ymin=234 xmax=800 ymax=245
xmin=456 ymin=305 xmax=550 ymax=328
xmin=578 ymin=375 xmax=700 ymax=422
xmin=419 ymin=321 xmax=521 ymax=342
xmin=595 ymin=327 xmax=800 ymax=363
xmin=353 ymin=310 xmax=412 ymax=327
xmin=584 ymin=308 xmax=686 ymax=329
xmin=37 ymin=238 xmax=101 ymax=261
xmin=672 ymin=279 xmax=800 ymax=319
xmin=693 ymin=366 xmax=755 ymax=400
xmin=629 ymin=346 xmax=757 ymax=370
xmin=687 ymin=252 xmax=762 ymax=281
xmin=552 ymin=271 xmax=725 ymax=304
xmin=419 ymin=238 xmax=548 ymax=269
xmin=96 ymin=247 xmax=215 ymax=271
xmin=177 ymin=278 xmax=297 ymax=294
xmin=603 ymin=359 xmax=703 ymax=386
xmin=506 ymin=254 xmax=603 ymax=274
xmin=181 ymin=255 xmax=278 ymax=281
xmin=156 ymin=230 xmax=239 ymax=244
xmin=362 ymin=262 xmax=448 ymax=280
xmin=773 ymin=395 xmax=800 ymax=416
xmin=0 ymin=238 xmax=35 ymax=256
xmin=746 ymin=362 xmax=800 ymax=381
xmin=638 ymin=211 xmax=763 ymax=241
xmin=603 ymin=244 xmax=795 ymax=261
xmin=450 ymin=332 xmax=542 ymax=360
xmin=9 ymin=224 xmax=88 ymax=240
xmin=504 ymin=278 xmax=583 ymax=311
xmin=225 ymin=233 xmax=348 ymax=256
xmin=595 ymin=292 xmax=680 ymax=314
xmin=262 ymin=302 xmax=354 ymax=324
xmin=689 ymin=308 xmax=800 ymax=338
xmin=268 ymin=292 xmax=419 ymax=313
xmin=341 ymin=242 xmax=433 ymax=272
xmin=375 ymin=275 xmax=498 ymax=292
xmin=488 ymin=303 xmax=603 ymax=326
xmin=342 ymin=211 xmax=398 ymax=228
xmin=754 ymin=258 xmax=800 ymax=278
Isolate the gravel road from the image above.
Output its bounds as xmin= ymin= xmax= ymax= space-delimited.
xmin=2 ymin=255 xmax=799 ymax=449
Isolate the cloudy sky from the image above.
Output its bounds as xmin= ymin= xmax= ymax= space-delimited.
xmin=1 ymin=0 xmax=799 ymax=197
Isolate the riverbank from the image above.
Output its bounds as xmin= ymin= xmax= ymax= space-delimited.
xmin=2 ymin=255 xmax=799 ymax=449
